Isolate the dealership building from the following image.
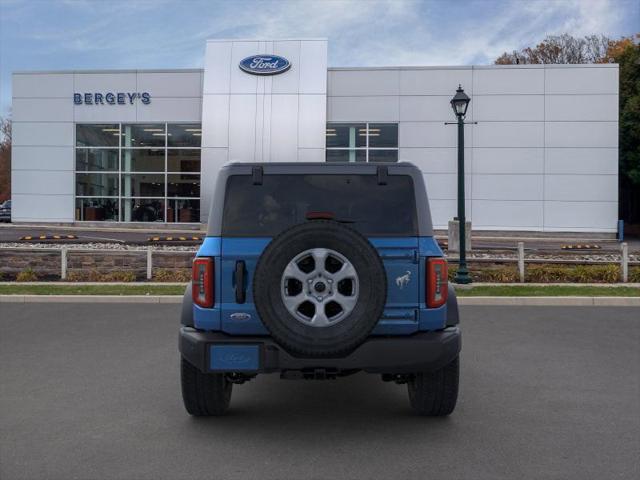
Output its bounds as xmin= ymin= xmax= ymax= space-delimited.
xmin=11 ymin=38 xmax=619 ymax=232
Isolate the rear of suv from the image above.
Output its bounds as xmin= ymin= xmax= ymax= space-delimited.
xmin=179 ymin=162 xmax=460 ymax=416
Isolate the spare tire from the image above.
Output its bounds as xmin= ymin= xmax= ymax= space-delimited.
xmin=253 ymin=220 xmax=386 ymax=357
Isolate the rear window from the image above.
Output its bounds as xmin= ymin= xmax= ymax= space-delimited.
xmin=222 ymin=174 xmax=417 ymax=236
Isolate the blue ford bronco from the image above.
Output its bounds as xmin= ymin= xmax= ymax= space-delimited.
xmin=179 ymin=162 xmax=461 ymax=416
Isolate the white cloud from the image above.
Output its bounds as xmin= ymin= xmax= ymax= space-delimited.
xmin=8 ymin=0 xmax=632 ymax=67
xmin=2 ymin=0 xmax=634 ymax=114
xmin=194 ymin=0 xmax=629 ymax=66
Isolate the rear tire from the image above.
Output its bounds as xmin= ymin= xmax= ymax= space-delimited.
xmin=407 ymin=356 xmax=459 ymax=416
xmin=181 ymin=357 xmax=232 ymax=416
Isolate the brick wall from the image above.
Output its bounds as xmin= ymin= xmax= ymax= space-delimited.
xmin=0 ymin=249 xmax=195 ymax=280
xmin=0 ymin=250 xmax=61 ymax=279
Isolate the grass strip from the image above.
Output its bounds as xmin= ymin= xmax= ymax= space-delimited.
xmin=0 ymin=284 xmax=185 ymax=296
xmin=455 ymin=285 xmax=640 ymax=297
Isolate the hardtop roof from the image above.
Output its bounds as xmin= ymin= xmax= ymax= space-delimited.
xmin=207 ymin=161 xmax=433 ymax=236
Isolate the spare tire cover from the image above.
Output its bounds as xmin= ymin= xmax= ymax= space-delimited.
xmin=253 ymin=220 xmax=387 ymax=357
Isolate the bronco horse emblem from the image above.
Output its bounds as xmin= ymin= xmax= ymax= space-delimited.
xmin=395 ymin=271 xmax=411 ymax=289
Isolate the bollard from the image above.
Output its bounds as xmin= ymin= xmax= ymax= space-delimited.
xmin=517 ymin=242 xmax=525 ymax=283
xmin=61 ymin=247 xmax=68 ymax=280
xmin=147 ymin=246 xmax=153 ymax=280
xmin=621 ymin=242 xmax=628 ymax=283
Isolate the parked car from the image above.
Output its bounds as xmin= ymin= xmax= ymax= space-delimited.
xmin=0 ymin=200 xmax=11 ymax=222
xmin=179 ymin=162 xmax=461 ymax=416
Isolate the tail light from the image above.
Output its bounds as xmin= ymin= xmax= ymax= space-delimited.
xmin=426 ymin=257 xmax=448 ymax=308
xmin=192 ymin=257 xmax=214 ymax=308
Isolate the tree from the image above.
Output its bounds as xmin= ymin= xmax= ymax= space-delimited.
xmin=495 ymin=34 xmax=610 ymax=65
xmin=496 ymin=34 xmax=640 ymax=227
xmin=0 ymin=117 xmax=10 ymax=203
xmin=610 ymin=36 xmax=640 ymax=226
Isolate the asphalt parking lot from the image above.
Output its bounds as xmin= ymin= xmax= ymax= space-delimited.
xmin=1 ymin=303 xmax=638 ymax=480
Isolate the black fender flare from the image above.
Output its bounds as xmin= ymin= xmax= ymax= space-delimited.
xmin=181 ymin=284 xmax=194 ymax=327
xmin=446 ymin=283 xmax=459 ymax=326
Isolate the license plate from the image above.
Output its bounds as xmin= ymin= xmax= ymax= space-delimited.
xmin=209 ymin=345 xmax=260 ymax=371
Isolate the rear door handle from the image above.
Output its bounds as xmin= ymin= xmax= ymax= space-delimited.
xmin=234 ymin=261 xmax=247 ymax=304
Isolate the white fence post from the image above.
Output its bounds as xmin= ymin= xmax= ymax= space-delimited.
xmin=621 ymin=242 xmax=628 ymax=283
xmin=146 ymin=247 xmax=153 ymax=280
xmin=517 ymin=242 xmax=525 ymax=283
xmin=61 ymin=247 xmax=67 ymax=280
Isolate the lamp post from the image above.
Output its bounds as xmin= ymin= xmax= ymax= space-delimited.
xmin=450 ymin=85 xmax=472 ymax=284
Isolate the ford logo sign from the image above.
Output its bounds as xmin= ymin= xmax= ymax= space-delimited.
xmin=239 ymin=55 xmax=291 ymax=75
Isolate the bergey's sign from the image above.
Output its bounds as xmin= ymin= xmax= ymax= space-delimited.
xmin=239 ymin=55 xmax=291 ymax=75
xmin=74 ymin=92 xmax=151 ymax=105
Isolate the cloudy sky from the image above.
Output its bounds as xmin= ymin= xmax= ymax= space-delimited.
xmin=0 ymin=0 xmax=638 ymax=115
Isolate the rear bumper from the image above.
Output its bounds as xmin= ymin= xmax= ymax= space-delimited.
xmin=179 ymin=326 xmax=461 ymax=375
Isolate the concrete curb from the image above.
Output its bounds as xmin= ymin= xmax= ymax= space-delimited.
xmin=0 ymin=280 xmax=640 ymax=290
xmin=0 ymin=295 xmax=639 ymax=306
xmin=0 ymin=282 xmax=637 ymax=287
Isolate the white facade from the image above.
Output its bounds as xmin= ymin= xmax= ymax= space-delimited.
xmin=327 ymin=64 xmax=619 ymax=232
xmin=11 ymin=38 xmax=619 ymax=232
xmin=200 ymin=39 xmax=327 ymax=216
xmin=11 ymin=69 xmax=204 ymax=222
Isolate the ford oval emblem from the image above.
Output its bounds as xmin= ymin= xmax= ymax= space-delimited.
xmin=221 ymin=352 xmax=251 ymax=364
xmin=239 ymin=55 xmax=291 ymax=75
xmin=230 ymin=312 xmax=251 ymax=321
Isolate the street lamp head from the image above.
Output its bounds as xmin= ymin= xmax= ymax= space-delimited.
xmin=450 ymin=84 xmax=470 ymax=119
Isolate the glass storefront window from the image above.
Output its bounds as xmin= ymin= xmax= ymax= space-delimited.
xmin=121 ymin=124 xmax=166 ymax=147
xmin=167 ymin=174 xmax=200 ymax=197
xmin=121 ymin=149 xmax=165 ymax=172
xmin=166 ymin=199 xmax=200 ymax=223
xmin=75 ymin=149 xmax=118 ymax=171
xmin=168 ymin=124 xmax=202 ymax=147
xmin=121 ymin=198 xmax=165 ymax=222
xmin=326 ymin=123 xmax=398 ymax=163
xmin=74 ymin=123 xmax=202 ymax=222
xmin=326 ymin=150 xmax=366 ymax=162
xmin=76 ymin=173 xmax=119 ymax=197
xmin=368 ymin=124 xmax=398 ymax=148
xmin=369 ymin=150 xmax=399 ymax=163
xmin=75 ymin=198 xmax=119 ymax=221
xmin=76 ymin=124 xmax=120 ymax=147
xmin=326 ymin=123 xmax=366 ymax=148
xmin=167 ymin=149 xmax=200 ymax=172
xmin=121 ymin=173 xmax=165 ymax=197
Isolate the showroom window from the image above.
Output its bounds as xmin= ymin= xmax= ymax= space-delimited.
xmin=75 ymin=123 xmax=201 ymax=222
xmin=325 ymin=123 xmax=398 ymax=162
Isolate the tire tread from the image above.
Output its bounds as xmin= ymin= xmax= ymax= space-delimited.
xmin=181 ymin=357 xmax=232 ymax=416
xmin=408 ymin=356 xmax=459 ymax=416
